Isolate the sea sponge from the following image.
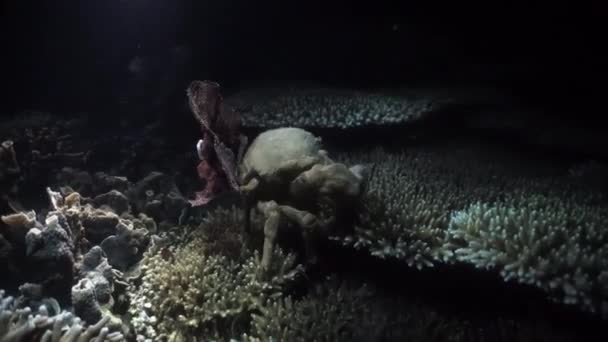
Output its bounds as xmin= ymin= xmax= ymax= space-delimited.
xmin=241 ymin=277 xmax=577 ymax=342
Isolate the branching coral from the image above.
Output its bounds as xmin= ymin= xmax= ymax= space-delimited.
xmin=246 ymin=279 xmax=377 ymax=341
xmin=445 ymin=195 xmax=608 ymax=315
xmin=333 ymin=146 xmax=489 ymax=268
xmin=331 ymin=144 xmax=608 ymax=316
xmin=128 ymin=206 xmax=299 ymax=341
xmin=228 ymin=86 xmax=450 ymax=129
xmin=0 ymin=289 xmax=124 ymax=341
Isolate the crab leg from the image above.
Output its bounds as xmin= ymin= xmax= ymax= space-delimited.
xmin=258 ymin=200 xmax=322 ymax=271
xmin=258 ymin=201 xmax=282 ymax=271
xmin=278 ymin=205 xmax=320 ymax=265
xmin=277 ymin=205 xmax=317 ymax=229
xmin=240 ymin=177 xmax=259 ymax=235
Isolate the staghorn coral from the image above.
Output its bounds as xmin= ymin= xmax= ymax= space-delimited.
xmin=240 ymin=277 xmax=577 ymax=342
xmin=0 ymin=112 xmax=91 ymax=199
xmin=128 ymin=206 xmax=299 ymax=341
xmin=228 ymin=86 xmax=450 ymax=129
xmin=130 ymin=249 xmax=288 ymax=341
xmin=191 ymin=206 xmax=250 ymax=260
xmin=332 ymin=145 xmax=604 ymax=264
xmin=331 ymin=144 xmax=608 ymax=316
xmin=47 ymin=188 xmax=152 ymax=271
xmin=332 ymin=146 xmax=496 ymax=268
xmin=0 ymin=289 xmax=124 ymax=341
xmin=246 ymin=279 xmax=377 ymax=342
xmin=445 ymin=195 xmax=608 ymax=316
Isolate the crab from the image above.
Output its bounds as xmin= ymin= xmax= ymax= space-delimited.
xmin=238 ymin=127 xmax=370 ymax=271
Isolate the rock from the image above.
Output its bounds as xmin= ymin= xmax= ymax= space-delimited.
xmin=94 ymin=190 xmax=130 ymax=214
xmin=100 ymin=221 xmax=150 ymax=271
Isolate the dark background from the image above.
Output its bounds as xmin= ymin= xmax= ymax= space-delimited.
xmin=0 ymin=0 xmax=604 ymax=120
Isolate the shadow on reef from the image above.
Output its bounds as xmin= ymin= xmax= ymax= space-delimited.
xmin=311 ymin=238 xmax=608 ymax=341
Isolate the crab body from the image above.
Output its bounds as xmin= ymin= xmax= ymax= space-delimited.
xmin=238 ymin=127 xmax=369 ymax=271
xmin=239 ymin=127 xmax=330 ymax=202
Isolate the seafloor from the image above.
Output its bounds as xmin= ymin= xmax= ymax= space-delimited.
xmin=1 ymin=83 xmax=607 ymax=341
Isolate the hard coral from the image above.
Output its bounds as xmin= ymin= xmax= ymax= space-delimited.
xmin=0 ymin=289 xmax=124 ymax=341
xmin=227 ymin=85 xmax=449 ymax=129
xmin=187 ymin=80 xmax=247 ymax=207
xmin=333 ymin=145 xmax=608 ymax=317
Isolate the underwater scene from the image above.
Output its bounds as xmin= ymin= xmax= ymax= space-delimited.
xmin=1 ymin=1 xmax=606 ymax=341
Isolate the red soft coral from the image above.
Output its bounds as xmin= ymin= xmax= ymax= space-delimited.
xmin=187 ymin=80 xmax=247 ymax=206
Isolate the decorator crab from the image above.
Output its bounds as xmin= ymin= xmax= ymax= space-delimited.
xmin=239 ymin=127 xmax=370 ymax=270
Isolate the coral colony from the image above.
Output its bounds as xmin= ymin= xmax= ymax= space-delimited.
xmin=0 ymin=81 xmax=606 ymax=341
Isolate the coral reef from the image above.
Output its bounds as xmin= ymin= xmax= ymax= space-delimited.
xmin=23 ymin=209 xmax=77 ymax=299
xmin=227 ymin=86 xmax=450 ymax=129
xmin=1 ymin=185 xmax=146 ymax=340
xmin=446 ymin=196 xmax=608 ymax=315
xmin=241 ymin=277 xmax=577 ymax=342
xmin=100 ymin=220 xmax=150 ymax=272
xmin=125 ymin=172 xmax=189 ymax=225
xmin=332 ymin=144 xmax=608 ymax=316
xmin=1 ymin=185 xmax=150 ymax=305
xmin=74 ymin=246 xmax=126 ymax=325
xmin=128 ymin=206 xmax=299 ymax=341
xmin=104 ymin=122 xmax=194 ymax=182
xmin=2 ymin=79 xmax=607 ymax=341
xmin=0 ymin=289 xmax=124 ymax=341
